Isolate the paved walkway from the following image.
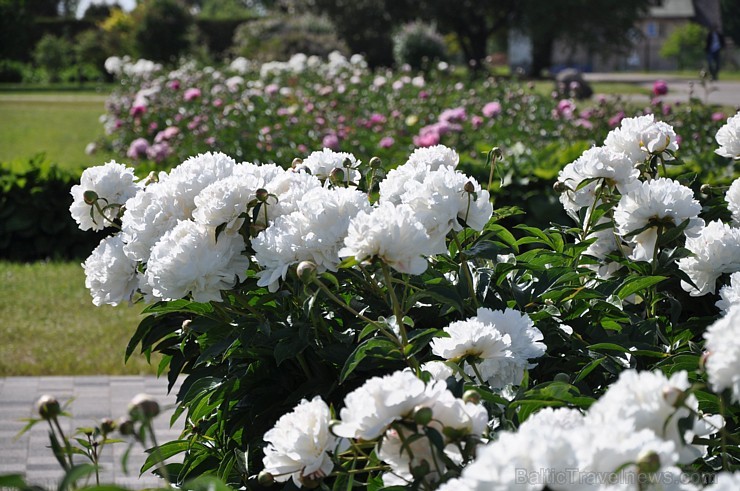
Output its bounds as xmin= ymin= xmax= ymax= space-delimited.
xmin=0 ymin=376 xmax=183 ymax=489
xmin=583 ymin=72 xmax=740 ymax=107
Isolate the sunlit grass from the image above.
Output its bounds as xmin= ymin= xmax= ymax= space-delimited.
xmin=0 ymin=261 xmax=156 ymax=376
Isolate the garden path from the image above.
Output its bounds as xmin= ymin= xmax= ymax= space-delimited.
xmin=0 ymin=376 xmax=183 ymax=489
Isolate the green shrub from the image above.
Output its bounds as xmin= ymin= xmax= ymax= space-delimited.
xmin=231 ymin=14 xmax=348 ymax=62
xmin=0 ymin=58 xmax=25 ymax=82
xmin=392 ymin=20 xmax=448 ymax=71
xmin=0 ymin=156 xmax=106 ymax=261
xmin=32 ymin=33 xmax=74 ymax=82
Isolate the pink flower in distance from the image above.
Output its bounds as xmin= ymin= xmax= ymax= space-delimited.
xmin=652 ymin=80 xmax=668 ymax=96
xmin=130 ymin=104 xmax=146 ymax=117
xmin=127 ymin=138 xmax=149 ymax=160
xmin=712 ymin=112 xmax=726 ymax=122
xmin=184 ymin=88 xmax=201 ymax=101
xmin=482 ymin=101 xmax=502 ymax=118
xmin=168 ymin=80 xmax=180 ymax=90
xmin=379 ymin=136 xmax=394 ymax=148
xmin=322 ymin=133 xmax=340 ymax=150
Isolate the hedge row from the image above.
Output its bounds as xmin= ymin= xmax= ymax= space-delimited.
xmin=0 ymin=156 xmax=106 ymax=261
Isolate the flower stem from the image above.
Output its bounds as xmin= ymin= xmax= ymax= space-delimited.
xmin=380 ymin=263 xmax=407 ymax=345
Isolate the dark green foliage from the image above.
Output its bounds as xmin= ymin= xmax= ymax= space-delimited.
xmin=0 ymin=59 xmax=26 ymax=82
xmin=0 ymin=156 xmax=106 ymax=261
xmin=392 ymin=21 xmax=448 ymax=71
xmin=195 ymin=19 xmax=254 ymax=60
xmin=33 ymin=33 xmax=74 ymax=82
xmin=134 ymin=0 xmax=193 ymax=63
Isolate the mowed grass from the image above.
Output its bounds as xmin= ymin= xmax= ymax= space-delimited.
xmin=0 ymin=92 xmax=114 ymax=171
xmin=0 ymin=261 xmax=157 ymax=375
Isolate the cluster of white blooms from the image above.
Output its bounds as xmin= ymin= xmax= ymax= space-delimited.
xmin=603 ymin=113 xmax=678 ymax=162
xmin=69 ymin=161 xmax=140 ymax=232
xmin=716 ymin=271 xmax=740 ymax=314
xmin=703 ymin=305 xmax=740 ymax=403
xmin=715 ymin=112 xmax=740 ymax=159
xmin=444 ymin=370 xmax=720 ymax=491
xmin=613 ymin=178 xmax=703 ymax=262
xmin=262 ymin=396 xmax=344 ymax=487
xmin=72 ymin=145 xmax=492 ymax=304
xmin=677 ymin=220 xmax=740 ymax=296
xmin=263 ymin=370 xmax=488 ymax=488
xmin=104 ymin=56 xmax=162 ymax=79
xmin=429 ymin=307 xmax=546 ymax=389
xmin=725 ymin=179 xmax=740 ymax=226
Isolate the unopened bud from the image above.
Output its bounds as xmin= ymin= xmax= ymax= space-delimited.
xmin=255 ymin=188 xmax=269 ymax=202
xmin=410 ymin=460 xmax=430 ymax=479
xmin=413 ymin=407 xmax=433 ymax=426
xmin=699 ymin=351 xmax=710 ymax=371
xmin=700 ymin=184 xmax=712 ymax=195
xmin=36 ymin=395 xmax=61 ymax=420
xmin=462 ymin=389 xmax=481 ymax=405
xmin=182 ymin=319 xmax=192 ymax=332
xmin=342 ymin=157 xmax=353 ymax=168
xmin=118 ymin=418 xmax=135 ymax=436
xmin=128 ymin=393 xmax=160 ymax=421
xmin=100 ymin=418 xmax=116 ymax=435
xmin=329 ymin=167 xmax=345 ymax=185
xmin=637 ymin=450 xmax=661 ymax=474
xmin=490 ymin=147 xmax=503 ymax=160
xmin=299 ymin=474 xmax=322 ymax=489
xmin=291 ymin=157 xmax=303 ymax=169
xmin=144 ymin=171 xmax=158 ymax=185
xmin=553 ymin=181 xmax=568 ymax=193
xmin=83 ymin=190 xmax=98 ymax=205
xmin=369 ymin=156 xmax=382 ymax=169
xmin=464 ymin=181 xmax=476 ymax=194
xmin=554 ymin=373 xmax=570 ymax=383
xmin=258 ymin=471 xmax=274 ymax=486
xmin=661 ymin=386 xmax=686 ymax=408
xmin=296 ymin=261 xmax=317 ymax=283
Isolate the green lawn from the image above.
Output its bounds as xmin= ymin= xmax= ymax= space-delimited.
xmin=0 ymin=261 xmax=157 ymax=376
xmin=0 ymin=92 xmax=114 ymax=172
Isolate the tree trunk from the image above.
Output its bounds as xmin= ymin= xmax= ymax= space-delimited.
xmin=530 ymin=35 xmax=554 ymax=78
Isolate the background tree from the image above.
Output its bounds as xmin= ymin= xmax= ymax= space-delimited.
xmin=660 ymin=23 xmax=707 ymax=70
xmin=518 ymin=0 xmax=647 ymax=76
xmin=133 ymin=0 xmax=193 ymax=62
xmin=0 ymin=0 xmax=32 ymax=60
xmin=721 ymin=0 xmax=740 ymax=45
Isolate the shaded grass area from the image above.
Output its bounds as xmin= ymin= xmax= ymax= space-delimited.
xmin=0 ymin=262 xmax=156 ymax=376
xmin=0 ymin=93 xmax=114 ymax=172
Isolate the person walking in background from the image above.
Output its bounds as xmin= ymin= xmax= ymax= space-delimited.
xmin=706 ymin=27 xmax=726 ymax=81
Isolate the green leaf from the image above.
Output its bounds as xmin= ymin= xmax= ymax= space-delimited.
xmin=181 ymin=476 xmax=235 ymax=491
xmin=0 ymin=474 xmax=28 ymax=489
xmin=615 ymin=276 xmax=667 ymax=299
xmin=141 ymin=440 xmax=192 ymax=473
xmin=340 ymin=338 xmax=400 ymax=382
xmin=573 ymin=357 xmax=606 ymax=383
xmin=58 ymin=464 xmax=96 ymax=491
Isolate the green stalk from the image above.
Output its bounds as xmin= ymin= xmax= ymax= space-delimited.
xmin=381 ymin=263 xmax=407 ymax=345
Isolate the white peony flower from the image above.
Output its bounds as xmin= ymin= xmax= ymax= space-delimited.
xmin=678 ymin=220 xmax=740 ymax=296
xmin=725 ymin=177 xmax=740 ymax=226
xmin=338 ymin=201 xmax=433 ymax=275
xmin=405 ymin=145 xmax=460 ymax=170
xmin=557 ymin=146 xmax=638 ymax=221
xmin=144 ymin=221 xmax=249 ymax=302
xmin=703 ymin=305 xmax=740 ymax=403
xmin=586 ymin=370 xmax=719 ymax=464
xmin=420 ymin=360 xmax=456 ymax=381
xmin=262 ymin=396 xmax=341 ymax=487
xmin=704 ymin=472 xmax=740 ymax=491
xmin=333 ymin=370 xmax=431 ymax=440
xmin=192 ymin=162 xmax=266 ymax=230
xmin=432 ymin=308 xmax=545 ymax=389
xmin=258 ymin=169 xmax=322 ymax=225
xmin=253 ymin=187 xmax=369 ymax=291
xmin=82 ymin=234 xmax=139 ymax=306
xmin=297 ymin=148 xmax=362 ymax=183
xmin=716 ymin=271 xmax=740 ymax=315
xmin=614 ymin=178 xmax=703 ymax=262
xmin=604 ymin=114 xmax=678 ymax=163
xmin=70 ymin=161 xmax=140 ymax=231
xmin=715 ymin=112 xmax=740 ymax=159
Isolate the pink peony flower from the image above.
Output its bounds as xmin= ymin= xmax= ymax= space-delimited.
xmin=439 ymin=107 xmax=467 ymax=123
xmin=712 ymin=112 xmax=727 ymax=122
xmin=322 ymin=133 xmax=340 ymax=150
xmin=369 ymin=113 xmax=387 ymax=125
xmin=471 ymin=115 xmax=484 ymax=129
xmin=127 ymin=138 xmax=149 ymax=160
xmin=146 ymin=142 xmax=172 ymax=162
xmin=168 ymin=80 xmax=180 ymax=90
xmin=608 ymin=111 xmax=625 ymax=128
xmin=482 ymin=101 xmax=502 ymax=118
xmin=265 ymin=84 xmax=279 ymax=96
xmin=130 ymin=104 xmax=146 ymax=117
xmin=154 ymin=126 xmax=180 ymax=143
xmin=379 ymin=136 xmax=394 ymax=148
xmin=184 ymin=88 xmax=201 ymax=101
xmin=652 ymin=80 xmax=668 ymax=96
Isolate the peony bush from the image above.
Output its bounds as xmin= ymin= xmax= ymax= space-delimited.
xmin=69 ymin=96 xmax=740 ymax=490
